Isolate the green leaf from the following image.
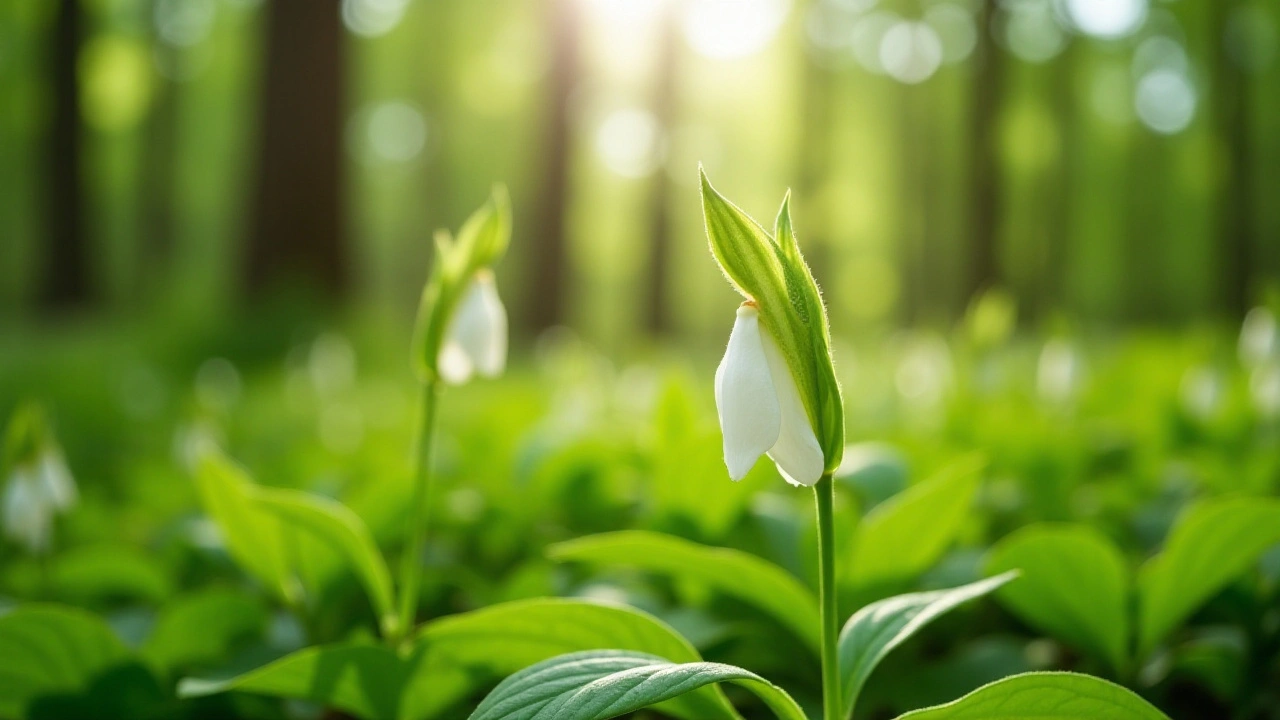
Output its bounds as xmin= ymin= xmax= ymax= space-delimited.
xmin=467 ymin=650 xmax=807 ymax=720
xmin=50 ymin=545 xmax=171 ymax=605
xmin=850 ymin=456 xmax=983 ymax=588
xmin=839 ymin=572 xmax=1018 ymax=717
xmin=0 ymin=604 xmax=130 ymax=719
xmin=256 ymin=487 xmax=398 ymax=638
xmin=548 ymin=530 xmax=820 ymax=652
xmin=141 ymin=589 xmax=267 ymax=675
xmin=178 ymin=642 xmax=413 ymax=720
xmin=893 ymin=671 xmax=1169 ymax=720
xmin=985 ymin=524 xmax=1130 ymax=673
xmin=1137 ymin=496 xmax=1280 ymax=657
xmin=409 ymin=597 xmax=738 ymax=720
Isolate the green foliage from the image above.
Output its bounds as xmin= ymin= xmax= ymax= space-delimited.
xmin=894 ymin=672 xmax=1170 ymax=720
xmin=50 ymin=545 xmax=171 ymax=605
xmin=255 ymin=487 xmax=398 ymax=638
xmin=699 ymin=171 xmax=843 ymax=471
xmin=0 ymin=605 xmax=130 ymax=719
xmin=466 ymin=650 xmax=807 ymax=720
xmin=986 ymin=525 xmax=1130 ymax=673
xmin=849 ymin=455 xmax=983 ymax=588
xmin=548 ymin=530 xmax=821 ymax=652
xmin=141 ymin=589 xmax=267 ymax=675
xmin=839 ymin=572 xmax=1018 ymax=717
xmin=1137 ymin=497 xmax=1280 ymax=657
xmin=412 ymin=187 xmax=511 ymax=383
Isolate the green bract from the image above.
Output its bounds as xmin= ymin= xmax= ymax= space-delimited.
xmin=700 ymin=170 xmax=844 ymax=472
xmin=412 ymin=186 xmax=512 ymax=383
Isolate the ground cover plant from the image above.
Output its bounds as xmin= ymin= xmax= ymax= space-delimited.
xmin=3 ymin=172 xmax=1279 ymax=720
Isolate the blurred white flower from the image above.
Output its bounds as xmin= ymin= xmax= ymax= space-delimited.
xmin=2 ymin=449 xmax=77 ymax=554
xmin=1037 ymin=339 xmax=1083 ymax=404
xmin=1239 ymin=307 xmax=1277 ymax=369
xmin=439 ymin=270 xmax=508 ymax=385
xmin=715 ymin=303 xmax=824 ymax=487
xmin=1251 ymin=364 xmax=1280 ymax=420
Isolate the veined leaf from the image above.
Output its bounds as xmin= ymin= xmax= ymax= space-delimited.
xmin=850 ymin=456 xmax=984 ymax=588
xmin=177 ymin=642 xmax=413 ymax=720
xmin=467 ymin=650 xmax=807 ymax=720
xmin=549 ymin=530 xmax=820 ymax=652
xmin=1137 ymin=497 xmax=1280 ymax=657
xmin=839 ymin=572 xmax=1018 ymax=717
xmin=256 ymin=487 xmax=398 ymax=638
xmin=986 ymin=524 xmax=1130 ymax=673
xmin=408 ymin=597 xmax=738 ymax=720
xmin=893 ymin=671 xmax=1169 ymax=720
xmin=0 ymin=605 xmax=130 ymax=719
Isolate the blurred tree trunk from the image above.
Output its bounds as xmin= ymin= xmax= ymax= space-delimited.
xmin=41 ymin=0 xmax=91 ymax=311
xmin=644 ymin=4 xmax=678 ymax=336
xmin=525 ymin=0 xmax=578 ymax=333
xmin=137 ymin=14 xmax=178 ymax=301
xmin=1212 ymin=1 xmax=1255 ymax=317
xmin=1042 ymin=42 xmax=1078 ymax=319
xmin=244 ymin=0 xmax=347 ymax=300
xmin=898 ymin=87 xmax=929 ymax=325
xmin=964 ymin=0 xmax=1004 ymax=304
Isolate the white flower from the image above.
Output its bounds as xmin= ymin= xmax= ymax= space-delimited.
xmin=714 ymin=303 xmax=824 ymax=486
xmin=2 ymin=449 xmax=77 ymax=554
xmin=438 ymin=271 xmax=508 ymax=385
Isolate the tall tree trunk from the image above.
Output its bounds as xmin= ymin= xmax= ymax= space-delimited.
xmin=41 ymin=0 xmax=90 ymax=311
xmin=964 ymin=0 xmax=1004 ymax=304
xmin=244 ymin=0 xmax=347 ymax=300
xmin=1042 ymin=42 xmax=1077 ymax=319
xmin=525 ymin=0 xmax=578 ymax=333
xmin=1212 ymin=1 xmax=1255 ymax=318
xmin=644 ymin=4 xmax=678 ymax=336
xmin=137 ymin=13 xmax=178 ymax=302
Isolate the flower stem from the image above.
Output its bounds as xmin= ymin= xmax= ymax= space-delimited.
xmin=395 ymin=379 xmax=439 ymax=646
xmin=814 ymin=472 xmax=842 ymax=720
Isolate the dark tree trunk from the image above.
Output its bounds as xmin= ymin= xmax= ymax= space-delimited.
xmin=525 ymin=0 xmax=578 ymax=334
xmin=137 ymin=14 xmax=178 ymax=301
xmin=1213 ymin=1 xmax=1255 ymax=318
xmin=964 ymin=0 xmax=1004 ymax=304
xmin=1042 ymin=42 xmax=1078 ymax=319
xmin=244 ymin=0 xmax=347 ymax=300
xmin=644 ymin=4 xmax=678 ymax=336
xmin=41 ymin=0 xmax=90 ymax=311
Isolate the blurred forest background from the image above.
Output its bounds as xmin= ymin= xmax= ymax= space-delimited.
xmin=1 ymin=0 xmax=1278 ymax=351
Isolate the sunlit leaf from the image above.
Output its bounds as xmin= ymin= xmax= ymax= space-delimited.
xmin=549 ymin=530 xmax=820 ymax=652
xmin=1137 ymin=497 xmax=1280 ymax=657
xmin=467 ymin=650 xmax=806 ymax=720
xmin=893 ymin=671 xmax=1169 ymax=719
xmin=839 ymin=572 xmax=1017 ymax=717
xmin=986 ymin=524 xmax=1130 ymax=673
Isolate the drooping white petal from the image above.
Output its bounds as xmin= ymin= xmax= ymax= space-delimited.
xmin=758 ymin=325 xmax=825 ymax=487
xmin=714 ymin=304 xmax=781 ymax=481
xmin=38 ymin=451 xmax=77 ymax=511
xmin=438 ymin=271 xmax=508 ymax=385
xmin=3 ymin=470 xmax=52 ymax=553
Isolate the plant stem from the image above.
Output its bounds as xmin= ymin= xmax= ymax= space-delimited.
xmin=814 ymin=472 xmax=842 ymax=720
xmin=395 ymin=379 xmax=439 ymax=646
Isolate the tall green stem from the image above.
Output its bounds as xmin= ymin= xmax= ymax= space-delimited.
xmin=814 ymin=473 xmax=841 ymax=720
xmin=395 ymin=379 xmax=439 ymax=645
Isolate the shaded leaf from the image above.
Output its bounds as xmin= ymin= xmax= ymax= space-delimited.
xmin=549 ymin=531 xmax=820 ymax=652
xmin=141 ymin=589 xmax=267 ymax=675
xmin=893 ymin=671 xmax=1169 ymax=720
xmin=0 ymin=605 xmax=130 ymax=719
xmin=839 ymin=572 xmax=1017 ymax=717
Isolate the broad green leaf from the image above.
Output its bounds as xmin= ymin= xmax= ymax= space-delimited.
xmin=0 ymin=605 xmax=130 ymax=719
xmin=407 ymin=597 xmax=739 ymax=720
xmin=141 ymin=589 xmax=267 ymax=674
xmin=468 ymin=650 xmax=807 ymax=720
xmin=178 ymin=642 xmax=413 ymax=720
xmin=894 ymin=671 xmax=1169 ymax=720
xmin=986 ymin=525 xmax=1129 ymax=673
xmin=850 ymin=456 xmax=983 ymax=588
xmin=549 ymin=531 xmax=820 ymax=652
xmin=256 ymin=487 xmax=398 ymax=637
xmin=50 ymin=545 xmax=171 ymax=605
xmin=839 ymin=572 xmax=1018 ymax=717
xmin=193 ymin=450 xmax=296 ymax=602
xmin=1137 ymin=497 xmax=1280 ymax=657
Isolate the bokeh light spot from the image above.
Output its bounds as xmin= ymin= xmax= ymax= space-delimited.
xmin=880 ymin=21 xmax=944 ymax=84
xmin=595 ymin=108 xmax=662 ymax=178
xmin=1063 ymin=0 xmax=1147 ymax=40
xmin=1134 ymin=68 xmax=1195 ymax=135
xmin=682 ymin=0 xmax=791 ymax=60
